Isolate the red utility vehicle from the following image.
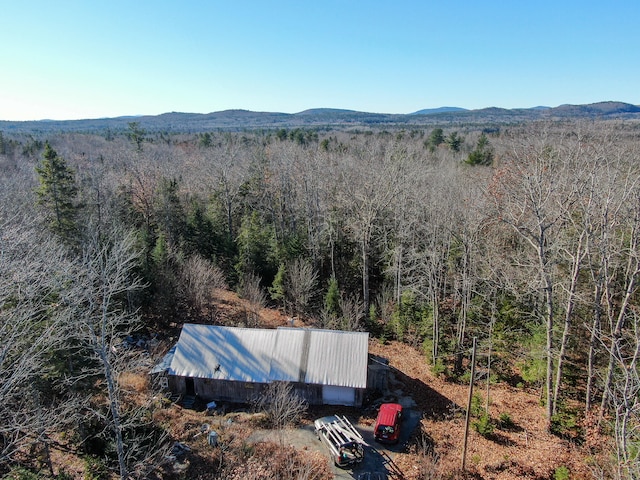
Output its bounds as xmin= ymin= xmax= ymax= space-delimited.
xmin=373 ymin=403 xmax=403 ymax=444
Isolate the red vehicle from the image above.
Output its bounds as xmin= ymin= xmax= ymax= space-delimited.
xmin=374 ymin=403 xmax=403 ymax=444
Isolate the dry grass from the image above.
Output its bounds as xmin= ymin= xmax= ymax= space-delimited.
xmin=370 ymin=340 xmax=594 ymax=480
xmin=222 ymin=442 xmax=332 ymax=480
xmin=212 ymin=288 xmax=292 ymax=328
xmin=119 ymin=371 xmax=149 ymax=393
xmin=150 ymin=404 xmax=332 ymax=480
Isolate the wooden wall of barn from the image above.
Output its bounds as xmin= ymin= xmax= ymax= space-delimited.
xmin=167 ymin=376 xmax=266 ymax=403
xmin=167 ymin=375 xmax=363 ymax=406
xmin=367 ymin=363 xmax=389 ymax=392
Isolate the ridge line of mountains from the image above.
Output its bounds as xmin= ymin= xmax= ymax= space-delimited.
xmin=2 ymin=101 xmax=640 ymax=134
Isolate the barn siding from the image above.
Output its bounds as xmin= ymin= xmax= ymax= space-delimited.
xmin=367 ymin=363 xmax=389 ymax=392
xmin=167 ymin=375 xmax=184 ymax=394
xmin=168 ymin=375 xmax=364 ymax=406
xmin=197 ymin=378 xmax=268 ymax=403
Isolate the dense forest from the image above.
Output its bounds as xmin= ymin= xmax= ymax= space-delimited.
xmin=1 ymin=119 xmax=639 ymax=479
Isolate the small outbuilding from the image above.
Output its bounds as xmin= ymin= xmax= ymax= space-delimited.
xmin=157 ymin=324 xmax=370 ymax=407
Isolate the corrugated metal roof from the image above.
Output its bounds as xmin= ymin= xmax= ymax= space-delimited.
xmin=302 ymin=328 xmax=369 ymax=388
xmin=269 ymin=327 xmax=306 ymax=382
xmin=151 ymin=345 xmax=176 ymax=374
xmin=168 ymin=324 xmax=368 ymax=388
xmin=169 ymin=324 xmax=276 ymax=382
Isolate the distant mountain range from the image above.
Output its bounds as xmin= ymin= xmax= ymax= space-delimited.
xmin=2 ymin=101 xmax=639 ymax=134
xmin=411 ymin=106 xmax=469 ymax=115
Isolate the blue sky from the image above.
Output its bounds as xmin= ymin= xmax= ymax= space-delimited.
xmin=1 ymin=1 xmax=639 ymax=120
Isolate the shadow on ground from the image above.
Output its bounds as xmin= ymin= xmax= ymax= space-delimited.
xmin=392 ymin=367 xmax=461 ymax=420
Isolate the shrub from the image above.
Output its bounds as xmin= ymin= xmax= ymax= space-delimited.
xmin=470 ymin=393 xmax=486 ymax=417
xmin=554 ymin=465 xmax=570 ymax=480
xmin=550 ymin=409 xmax=582 ymax=441
xmin=498 ymin=412 xmax=515 ymax=429
xmin=457 ymin=370 xmax=471 ymax=384
xmin=3 ymin=467 xmax=40 ymax=480
xmin=473 ymin=413 xmax=494 ymax=437
xmin=254 ymin=381 xmax=307 ymax=429
xmin=430 ymin=360 xmax=448 ymax=377
xmin=83 ymin=455 xmax=108 ymax=480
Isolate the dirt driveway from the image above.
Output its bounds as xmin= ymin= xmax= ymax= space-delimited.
xmin=249 ymin=402 xmax=421 ymax=479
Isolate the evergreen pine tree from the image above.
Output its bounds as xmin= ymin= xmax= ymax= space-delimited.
xmin=324 ymin=276 xmax=340 ymax=317
xmin=445 ymin=131 xmax=463 ymax=152
xmin=269 ymin=263 xmax=286 ymax=306
xmin=466 ymin=133 xmax=493 ymax=166
xmin=35 ymin=142 xmax=80 ymax=242
xmin=426 ymin=128 xmax=444 ymax=152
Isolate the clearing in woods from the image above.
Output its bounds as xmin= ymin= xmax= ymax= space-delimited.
xmin=188 ymin=290 xmax=594 ymax=479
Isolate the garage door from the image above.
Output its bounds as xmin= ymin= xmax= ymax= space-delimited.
xmin=322 ymin=385 xmax=356 ymax=406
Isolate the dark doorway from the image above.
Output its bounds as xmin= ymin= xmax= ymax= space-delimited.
xmin=185 ymin=377 xmax=195 ymax=395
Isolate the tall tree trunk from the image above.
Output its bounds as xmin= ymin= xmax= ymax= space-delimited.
xmin=77 ymin=229 xmax=145 ymax=479
xmin=536 ymin=233 xmax=555 ymax=423
xmin=543 ymin=273 xmax=554 ymax=423
xmin=614 ymin=333 xmax=640 ymax=479
xmin=362 ymin=236 xmax=370 ymax=312
xmin=586 ymin=282 xmax=602 ymax=413
xmin=100 ymin=348 xmax=128 ymax=480
xmin=395 ymin=244 xmax=403 ymax=305
xmin=225 ymin=194 xmax=234 ymax=242
xmin=600 ymin=276 xmax=637 ymax=418
xmin=431 ymin=289 xmax=440 ymax=364
xmin=35 ymin=390 xmax=54 ymax=477
xmin=552 ymin=234 xmax=585 ymax=415
xmin=455 ymin=241 xmax=471 ymax=373
xmin=600 ymin=223 xmax=639 ymax=420
xmin=485 ymin=305 xmax=496 ymax=413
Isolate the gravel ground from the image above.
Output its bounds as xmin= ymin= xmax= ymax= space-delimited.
xmin=248 ymin=399 xmax=421 ymax=479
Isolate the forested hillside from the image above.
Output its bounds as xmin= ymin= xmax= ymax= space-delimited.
xmin=1 ymin=119 xmax=639 ymax=479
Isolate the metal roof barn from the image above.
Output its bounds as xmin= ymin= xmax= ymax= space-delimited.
xmin=164 ymin=324 xmax=369 ymax=406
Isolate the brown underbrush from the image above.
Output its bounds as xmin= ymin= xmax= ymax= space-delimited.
xmin=18 ymin=291 xmax=607 ymax=480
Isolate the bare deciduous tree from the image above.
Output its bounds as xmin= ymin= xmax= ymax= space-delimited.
xmin=285 ymin=258 xmax=317 ymax=316
xmin=488 ymin=127 xmax=584 ymax=422
xmin=241 ymin=271 xmax=266 ymax=327
xmin=598 ymin=309 xmax=640 ymax=480
xmin=254 ymin=381 xmax=307 ymax=432
xmin=336 ymin=140 xmax=407 ymax=313
xmin=73 ymin=226 xmax=168 ymax=479
xmin=0 ymin=217 xmax=76 ymax=471
xmin=337 ymin=292 xmax=365 ymax=332
xmin=181 ymin=254 xmax=228 ymax=311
